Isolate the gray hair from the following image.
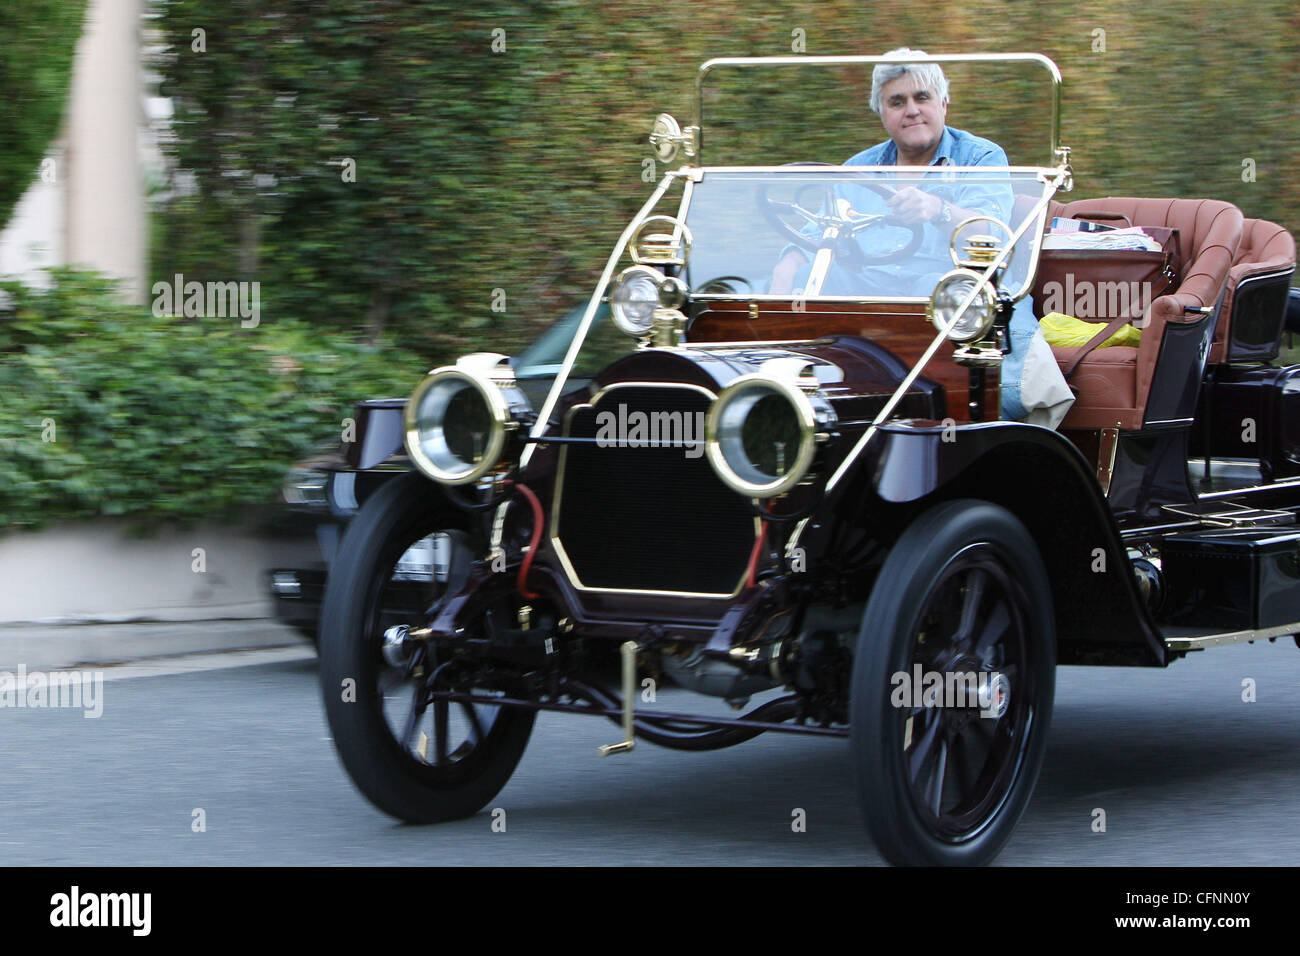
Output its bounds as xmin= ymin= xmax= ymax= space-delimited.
xmin=869 ymin=48 xmax=949 ymax=115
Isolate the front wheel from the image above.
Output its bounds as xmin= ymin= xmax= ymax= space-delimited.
xmin=319 ymin=471 xmax=535 ymax=823
xmin=851 ymin=499 xmax=1055 ymax=865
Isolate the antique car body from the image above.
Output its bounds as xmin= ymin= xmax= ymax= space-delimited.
xmin=315 ymin=53 xmax=1298 ymax=865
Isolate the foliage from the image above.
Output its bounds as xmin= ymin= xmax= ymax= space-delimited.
xmin=151 ymin=0 xmax=553 ymax=355
xmin=0 ymin=270 xmax=425 ymax=528
xmin=0 ymin=0 xmax=86 ymax=227
xmin=150 ymin=0 xmax=1297 ymax=362
xmin=48 ymin=0 xmax=1290 ymax=525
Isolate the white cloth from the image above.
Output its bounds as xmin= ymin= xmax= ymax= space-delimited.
xmin=1018 ymin=328 xmax=1075 ymax=429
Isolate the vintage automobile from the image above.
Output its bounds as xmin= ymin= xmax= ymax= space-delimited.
xmin=316 ymin=53 xmax=1297 ymax=865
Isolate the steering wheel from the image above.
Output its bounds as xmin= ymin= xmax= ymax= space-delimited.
xmin=694 ymin=275 xmax=754 ymax=294
xmin=758 ymin=171 xmax=925 ymax=268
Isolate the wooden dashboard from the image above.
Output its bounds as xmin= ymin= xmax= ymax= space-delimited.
xmin=687 ymin=300 xmax=999 ymax=422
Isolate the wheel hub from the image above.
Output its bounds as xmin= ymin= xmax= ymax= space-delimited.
xmin=382 ymin=624 xmax=413 ymax=667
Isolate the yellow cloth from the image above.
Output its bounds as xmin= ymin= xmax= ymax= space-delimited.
xmin=1038 ymin=311 xmax=1142 ymax=349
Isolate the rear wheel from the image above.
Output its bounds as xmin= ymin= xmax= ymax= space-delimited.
xmin=851 ymin=499 xmax=1055 ymax=865
xmin=319 ymin=472 xmax=534 ymax=823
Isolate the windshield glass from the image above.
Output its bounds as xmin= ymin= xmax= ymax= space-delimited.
xmin=683 ymin=167 xmax=1055 ymax=302
xmin=524 ymin=164 xmax=1060 ymax=457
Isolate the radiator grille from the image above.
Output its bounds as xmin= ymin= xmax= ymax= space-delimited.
xmin=554 ymin=384 xmax=756 ymax=594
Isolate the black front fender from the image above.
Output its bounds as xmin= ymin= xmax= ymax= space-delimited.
xmin=841 ymin=420 xmax=1167 ymax=667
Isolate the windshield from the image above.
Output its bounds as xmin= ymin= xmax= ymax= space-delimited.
xmin=684 ymin=167 xmax=1056 ymax=303
xmin=522 ymin=163 xmax=1061 ymax=462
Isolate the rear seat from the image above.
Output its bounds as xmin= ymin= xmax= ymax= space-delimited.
xmin=1209 ymin=218 xmax=1296 ymax=363
xmin=1031 ymin=197 xmax=1243 ymax=429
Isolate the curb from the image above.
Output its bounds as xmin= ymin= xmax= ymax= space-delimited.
xmin=0 ymin=618 xmax=309 ymax=671
xmin=0 ymin=516 xmax=283 ymax=626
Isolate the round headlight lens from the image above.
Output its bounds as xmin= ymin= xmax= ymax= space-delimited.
xmin=610 ymin=266 xmax=662 ymax=336
xmin=928 ymin=269 xmax=999 ymax=343
xmin=707 ymin=378 xmax=821 ymax=498
xmin=741 ymin=393 xmax=805 ymax=479
xmin=405 ymin=369 xmax=507 ymax=485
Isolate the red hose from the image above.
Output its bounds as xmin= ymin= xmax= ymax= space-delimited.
xmin=745 ymin=507 xmax=769 ymax=589
xmin=514 ymin=482 xmax=544 ymax=599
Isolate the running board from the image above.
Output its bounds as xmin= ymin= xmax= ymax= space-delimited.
xmin=1162 ymin=621 xmax=1300 ymax=651
xmin=1198 ymin=475 xmax=1300 ymax=501
xmin=1160 ymin=501 xmax=1296 ymax=528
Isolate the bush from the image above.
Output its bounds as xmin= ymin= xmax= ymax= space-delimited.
xmin=0 ymin=270 xmax=430 ymax=528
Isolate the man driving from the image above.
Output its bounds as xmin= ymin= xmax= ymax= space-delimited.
xmin=771 ymin=48 xmax=1012 ymax=294
xmin=769 ymin=48 xmax=1043 ymax=421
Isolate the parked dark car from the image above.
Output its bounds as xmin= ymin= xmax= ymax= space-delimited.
xmin=311 ymin=53 xmax=1297 ymax=865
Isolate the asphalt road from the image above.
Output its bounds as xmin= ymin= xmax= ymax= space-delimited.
xmin=2 ymin=639 xmax=1298 ymax=866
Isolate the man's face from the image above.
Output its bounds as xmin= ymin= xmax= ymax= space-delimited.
xmin=878 ymin=74 xmax=948 ymax=161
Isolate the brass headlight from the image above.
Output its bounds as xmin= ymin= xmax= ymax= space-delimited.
xmin=404 ymin=353 xmax=524 ymax=485
xmin=928 ymin=269 xmax=999 ymax=344
xmin=609 ymin=265 xmax=665 ymax=337
xmin=706 ymin=362 xmax=835 ymax=498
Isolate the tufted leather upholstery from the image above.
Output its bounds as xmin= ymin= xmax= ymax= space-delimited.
xmin=1208 ymin=218 xmax=1296 ymax=363
xmin=1030 ymin=197 xmax=1243 ymax=429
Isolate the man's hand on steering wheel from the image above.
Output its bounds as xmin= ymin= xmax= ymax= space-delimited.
xmin=886 ymin=186 xmax=944 ymax=224
xmin=758 ymin=178 xmax=925 ymax=269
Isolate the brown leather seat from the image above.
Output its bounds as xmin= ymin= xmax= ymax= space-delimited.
xmin=1065 ymin=345 xmax=1138 ymax=421
xmin=1208 ymin=218 xmax=1296 ymax=363
xmin=1032 ymin=197 xmax=1243 ymax=429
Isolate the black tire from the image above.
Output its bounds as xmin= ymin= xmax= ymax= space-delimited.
xmin=319 ymin=471 xmax=535 ymax=823
xmin=851 ymin=499 xmax=1055 ymax=865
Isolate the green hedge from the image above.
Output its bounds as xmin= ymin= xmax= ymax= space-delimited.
xmin=0 ymin=270 xmax=430 ymax=528
xmin=0 ymin=0 xmax=86 ymax=228
xmin=152 ymin=0 xmax=1299 ymax=359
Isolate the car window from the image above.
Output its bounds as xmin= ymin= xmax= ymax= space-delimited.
xmin=683 ymin=167 xmax=1055 ymax=303
xmin=513 ymin=298 xmax=611 ymax=378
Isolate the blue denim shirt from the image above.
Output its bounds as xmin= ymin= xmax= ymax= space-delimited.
xmin=845 ymin=127 xmax=1038 ymax=421
xmin=844 ymin=125 xmax=1007 ymax=170
xmin=843 ymin=126 xmax=1013 ymax=260
xmin=785 ymin=126 xmax=1014 ymax=295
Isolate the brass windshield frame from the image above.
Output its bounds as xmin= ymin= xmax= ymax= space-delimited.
xmin=521 ymin=168 xmax=694 ymax=469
